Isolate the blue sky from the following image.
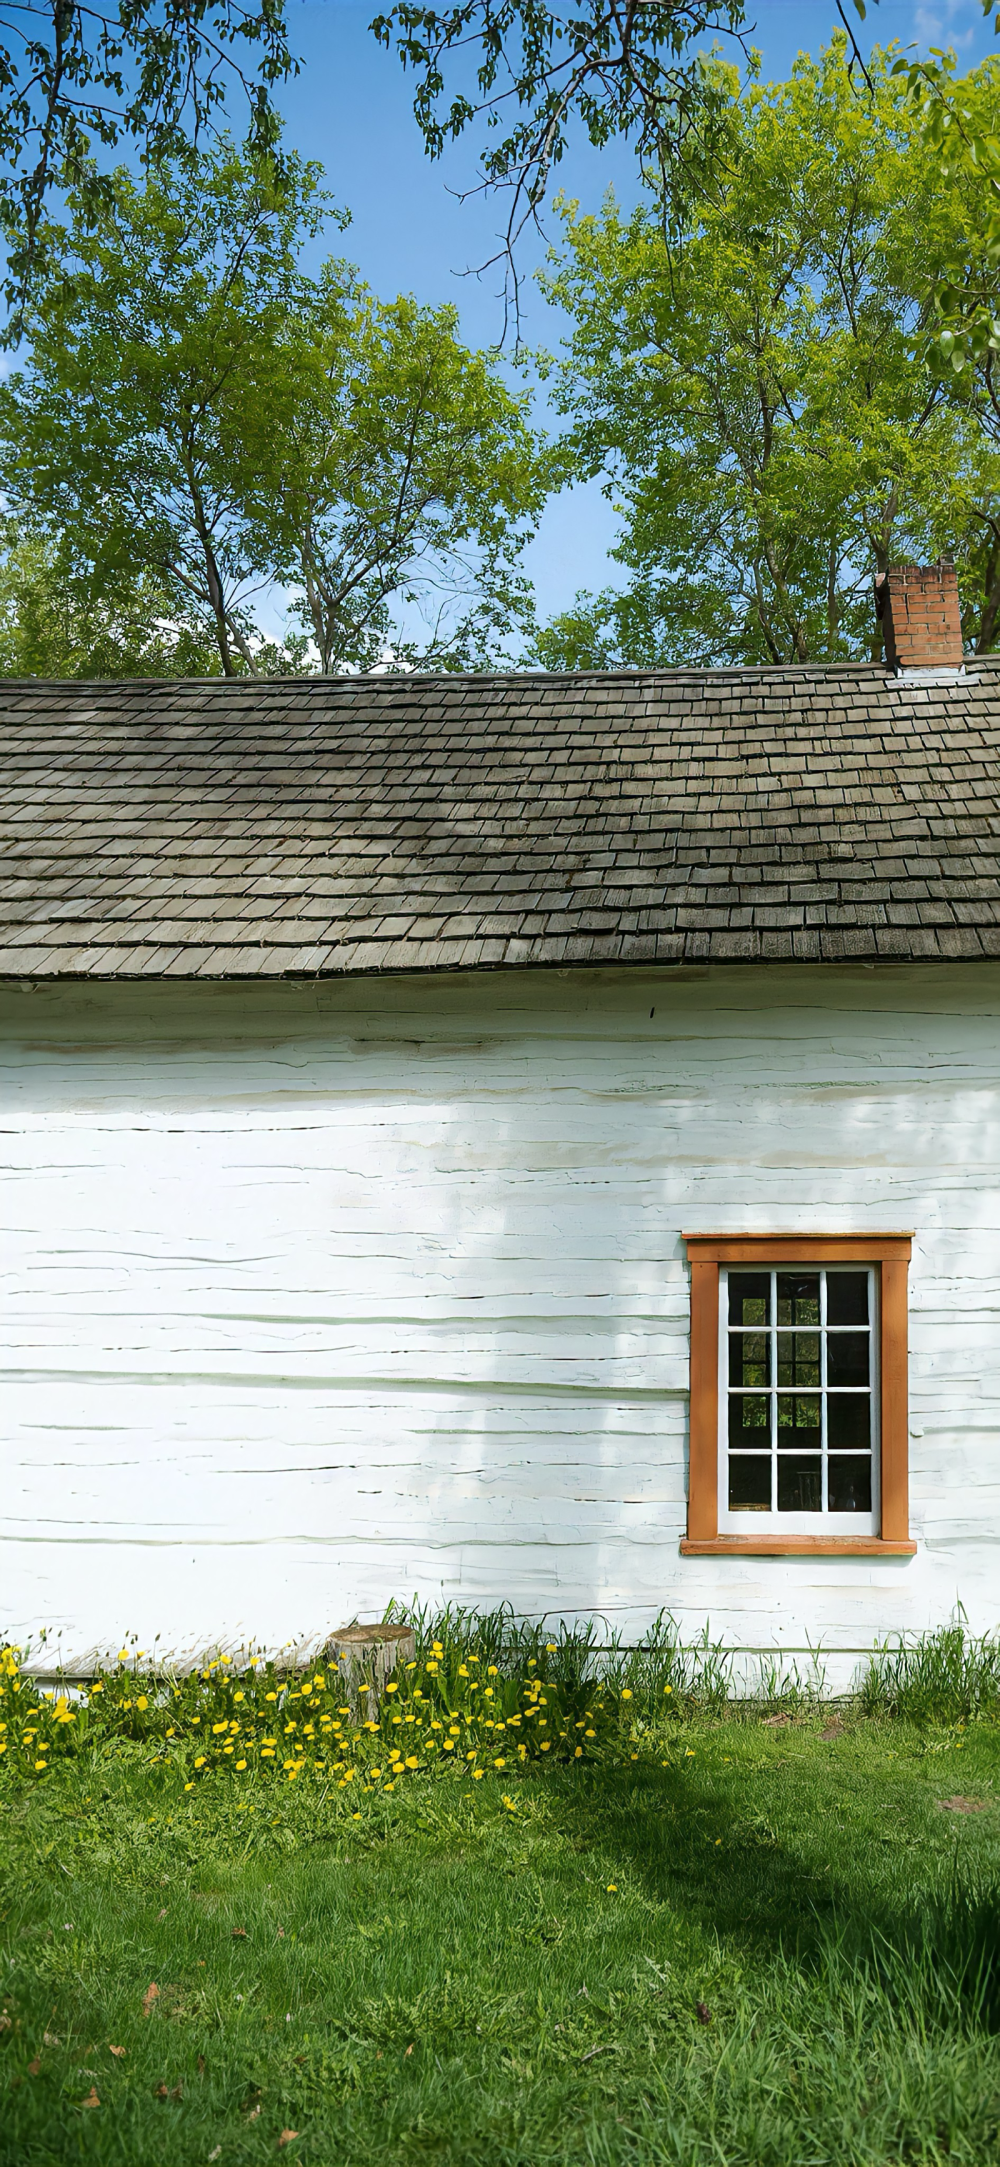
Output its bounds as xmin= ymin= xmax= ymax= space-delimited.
xmin=268 ymin=0 xmax=998 ymax=634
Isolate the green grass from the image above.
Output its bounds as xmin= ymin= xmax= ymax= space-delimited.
xmin=4 ymin=1711 xmax=1000 ymax=2165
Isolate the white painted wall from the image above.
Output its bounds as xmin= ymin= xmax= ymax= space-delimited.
xmin=2 ymin=961 xmax=999 ymax=1684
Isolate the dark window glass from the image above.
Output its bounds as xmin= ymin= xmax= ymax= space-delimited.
xmin=729 ymin=1457 xmax=771 ymax=1510
xmin=828 ymin=1394 xmax=871 ymax=1450
xmin=777 ymin=1331 xmax=820 ymax=1388
xmin=828 ymin=1457 xmax=872 ymax=1513
xmin=777 ymin=1394 xmax=820 ymax=1444
xmin=729 ymin=1395 xmax=770 ymax=1450
xmin=729 ymin=1273 xmax=770 ymax=1327
xmin=777 ymin=1456 xmax=822 ymax=1511
xmin=777 ymin=1274 xmax=819 ymax=1326
xmin=729 ymin=1331 xmax=769 ymax=1387
xmin=828 ymin=1332 xmax=869 ymax=1387
xmin=827 ymin=1272 xmax=869 ymax=1326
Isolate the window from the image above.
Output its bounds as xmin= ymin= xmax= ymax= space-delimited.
xmin=681 ymin=1234 xmax=915 ymax=1557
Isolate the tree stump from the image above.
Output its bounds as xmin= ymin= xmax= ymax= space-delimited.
xmin=325 ymin=1622 xmax=416 ymax=1712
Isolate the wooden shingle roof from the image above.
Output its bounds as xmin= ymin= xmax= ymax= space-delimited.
xmin=2 ymin=662 xmax=1000 ymax=977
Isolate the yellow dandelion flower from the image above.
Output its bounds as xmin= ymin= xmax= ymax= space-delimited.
xmin=236 ymin=1759 xmax=248 ymax=1771
xmin=473 ymin=1769 xmax=485 ymax=1780
xmin=194 ymin=1755 xmax=207 ymax=1768
xmin=405 ymin=1756 xmax=419 ymax=1770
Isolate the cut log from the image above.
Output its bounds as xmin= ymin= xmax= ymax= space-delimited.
xmin=326 ymin=1623 xmax=416 ymax=1710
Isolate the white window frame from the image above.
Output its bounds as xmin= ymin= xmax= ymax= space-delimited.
xmin=717 ymin=1263 xmax=880 ymax=1537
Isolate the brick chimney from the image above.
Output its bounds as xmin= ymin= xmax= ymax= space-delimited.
xmin=874 ymin=560 xmax=964 ymax=675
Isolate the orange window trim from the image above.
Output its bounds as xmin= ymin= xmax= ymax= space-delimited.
xmin=680 ymin=1233 xmax=916 ymax=1559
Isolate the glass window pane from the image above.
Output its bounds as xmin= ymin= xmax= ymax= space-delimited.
xmin=828 ymin=1457 xmax=872 ymax=1513
xmin=729 ymin=1395 xmax=770 ymax=1450
xmin=777 ymin=1394 xmax=820 ymax=1445
xmin=729 ymin=1331 xmax=770 ymax=1387
xmin=828 ymin=1394 xmax=871 ymax=1450
xmin=777 ymin=1331 xmax=820 ymax=1388
xmin=729 ymin=1457 xmax=771 ymax=1510
xmin=728 ymin=1272 xmax=770 ymax=1327
xmin=777 ymin=1274 xmax=819 ymax=1326
xmin=827 ymin=1272 xmax=869 ymax=1326
xmin=828 ymin=1332 xmax=870 ymax=1387
xmin=777 ymin=1456 xmax=822 ymax=1511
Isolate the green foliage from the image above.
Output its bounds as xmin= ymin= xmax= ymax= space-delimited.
xmin=5 ymin=1698 xmax=1000 ymax=2162
xmin=861 ymin=1621 xmax=1000 ymax=1725
xmin=374 ymin=0 xmax=747 ymax=333
xmin=892 ymin=42 xmax=1000 ymax=390
xmin=534 ymin=41 xmax=1000 ymax=667
xmin=0 ymin=1629 xmax=625 ymax=1796
xmin=0 ymin=146 xmax=329 ymax=678
xmin=0 ymin=0 xmax=294 ymax=334
xmin=258 ymin=281 xmax=543 ymax=672
xmin=0 ymin=525 xmax=224 ymax=678
xmin=0 ymin=143 xmax=542 ymax=678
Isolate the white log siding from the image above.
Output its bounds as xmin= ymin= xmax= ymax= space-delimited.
xmin=2 ymin=958 xmax=999 ymax=1686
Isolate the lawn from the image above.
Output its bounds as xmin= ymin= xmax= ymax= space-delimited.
xmin=3 ymin=1692 xmax=1000 ymax=2166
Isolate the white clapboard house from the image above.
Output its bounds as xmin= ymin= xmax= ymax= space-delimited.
xmin=2 ymin=563 xmax=999 ymax=1683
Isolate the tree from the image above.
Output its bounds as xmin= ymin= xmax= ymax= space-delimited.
xmin=257 ymin=277 xmax=543 ymax=671
xmin=374 ymin=0 xmax=748 ymax=332
xmin=0 ymin=525 xmax=223 ymax=676
xmin=532 ymin=42 xmax=1000 ymax=669
xmin=0 ymin=0 xmax=294 ymax=331
xmin=0 ymin=144 xmax=544 ymax=676
xmin=0 ymin=147 xmax=327 ymax=675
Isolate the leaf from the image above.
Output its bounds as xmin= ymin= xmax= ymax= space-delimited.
xmin=43 ymin=2032 xmax=60 ymax=2047
xmin=107 ymin=2044 xmax=125 ymax=2057
xmin=141 ymin=1983 xmax=160 ymax=2017
xmin=27 ymin=2058 xmax=40 ymax=2076
xmin=278 ymin=2134 xmax=301 ymax=2149
xmin=695 ymin=2001 xmax=713 ymax=2025
xmin=231 ymin=1927 xmax=247 ymax=1940
xmin=154 ymin=2082 xmax=168 ymax=2099
xmin=80 ymin=2087 xmax=100 ymax=2108
xmin=936 ymin=1795 xmax=990 ymax=1813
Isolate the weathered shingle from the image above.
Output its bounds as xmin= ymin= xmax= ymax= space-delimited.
xmin=0 ymin=662 xmax=999 ymax=975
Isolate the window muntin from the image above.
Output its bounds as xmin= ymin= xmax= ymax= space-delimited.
xmin=719 ymin=1266 xmax=878 ymax=1534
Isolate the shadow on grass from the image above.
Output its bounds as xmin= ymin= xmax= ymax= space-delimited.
xmin=543 ymin=1756 xmax=1000 ymax=2032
